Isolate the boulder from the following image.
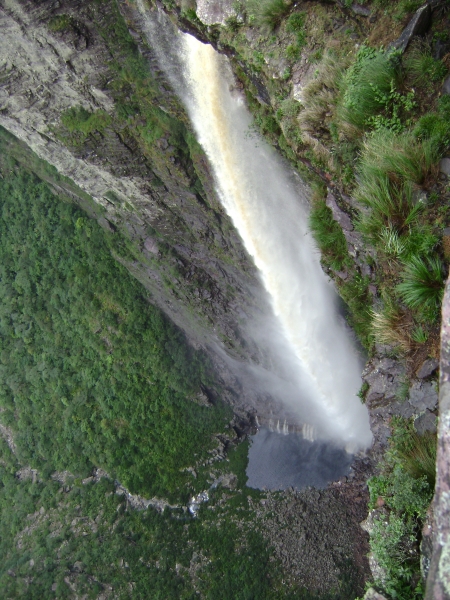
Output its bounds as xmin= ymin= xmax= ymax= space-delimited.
xmin=416 ymin=358 xmax=439 ymax=379
xmin=414 ymin=411 xmax=437 ymax=435
xmin=388 ymin=4 xmax=431 ymax=53
xmin=409 ymin=380 xmax=439 ymax=412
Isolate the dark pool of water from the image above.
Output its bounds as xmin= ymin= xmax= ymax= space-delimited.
xmin=246 ymin=428 xmax=353 ymax=490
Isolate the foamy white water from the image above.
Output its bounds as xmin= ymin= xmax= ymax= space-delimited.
xmin=136 ymin=5 xmax=372 ymax=450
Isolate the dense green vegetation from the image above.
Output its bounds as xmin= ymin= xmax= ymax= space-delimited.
xmin=0 ymin=441 xmax=281 ymax=599
xmin=367 ymin=418 xmax=436 ymax=599
xmin=0 ymin=163 xmax=232 ymax=501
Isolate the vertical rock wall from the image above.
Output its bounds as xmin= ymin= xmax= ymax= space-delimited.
xmin=426 ymin=273 xmax=450 ymax=599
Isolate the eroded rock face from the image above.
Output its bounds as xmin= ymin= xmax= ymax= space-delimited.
xmin=425 ymin=275 xmax=450 ymax=600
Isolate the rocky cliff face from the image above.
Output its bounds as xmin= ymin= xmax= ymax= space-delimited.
xmin=0 ymin=0 xmax=293 ymax=422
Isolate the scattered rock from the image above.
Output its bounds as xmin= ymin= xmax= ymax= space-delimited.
xmin=363 ymin=357 xmax=406 ymax=404
xmin=416 ymin=358 xmax=439 ymax=379
xmin=326 ymin=192 xmax=353 ymax=231
xmin=434 ymin=38 xmax=450 ymax=60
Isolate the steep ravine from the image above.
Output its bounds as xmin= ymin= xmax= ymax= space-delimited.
xmin=0 ymin=0 xmax=296 ymax=424
xmin=1 ymin=0 xmax=448 ymax=597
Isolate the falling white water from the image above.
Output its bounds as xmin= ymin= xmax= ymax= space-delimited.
xmin=136 ymin=5 xmax=372 ymax=451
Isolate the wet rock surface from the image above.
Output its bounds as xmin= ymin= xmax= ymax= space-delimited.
xmin=363 ymin=355 xmax=439 ymax=461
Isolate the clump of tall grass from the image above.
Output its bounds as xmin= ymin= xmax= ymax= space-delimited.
xmin=397 ymin=430 xmax=437 ymax=490
xmin=355 ymin=128 xmax=438 ymax=243
xmin=396 ymin=255 xmax=445 ymax=321
xmin=357 ymin=177 xmax=422 ymax=241
xmin=358 ymin=128 xmax=437 ymax=186
xmin=298 ymin=51 xmax=348 ymax=136
xmin=338 ymin=46 xmax=402 ymax=134
xmin=246 ymin=0 xmax=290 ymax=30
xmin=414 ymin=95 xmax=450 ymax=155
xmin=371 ymin=302 xmax=411 ymax=352
xmin=405 ymin=41 xmax=448 ymax=87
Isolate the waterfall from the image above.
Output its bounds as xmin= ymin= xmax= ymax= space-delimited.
xmin=136 ymin=4 xmax=372 ymax=451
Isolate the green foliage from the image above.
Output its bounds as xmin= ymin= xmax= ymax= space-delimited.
xmin=338 ymin=274 xmax=373 ymax=349
xmin=48 ymin=14 xmax=74 ymax=32
xmin=246 ymin=0 xmax=290 ymax=30
xmin=285 ymin=11 xmax=307 ymax=55
xmin=367 ymin=418 xmax=435 ymax=599
xmin=0 ymin=167 xmax=231 ymax=501
xmin=339 ymin=46 xmax=402 ymax=133
xmin=355 ymin=128 xmax=439 ymax=248
xmin=366 ymin=81 xmax=416 ymax=133
xmin=309 ymin=199 xmax=351 ymax=271
xmin=286 ymin=11 xmax=306 ymax=33
xmin=396 ymin=255 xmax=445 ymax=321
xmin=396 ymin=430 xmax=437 ymax=490
xmin=61 ymin=106 xmax=111 ymax=136
xmin=414 ymin=95 xmax=450 ymax=154
xmin=410 ymin=324 xmax=428 ymax=344
xmin=405 ymin=44 xmax=448 ymax=86
xmin=278 ymin=98 xmax=301 ymax=118
xmin=0 ymin=471 xmax=281 ymax=599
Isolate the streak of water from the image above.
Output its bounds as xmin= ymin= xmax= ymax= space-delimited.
xmin=136 ymin=4 xmax=372 ymax=450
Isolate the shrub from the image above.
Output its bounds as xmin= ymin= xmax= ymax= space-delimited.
xmin=279 ymin=98 xmax=301 ymax=118
xmin=285 ymin=44 xmax=301 ymax=61
xmin=357 ymin=177 xmax=422 ymax=242
xmin=338 ymin=47 xmax=402 ymax=133
xmin=246 ymin=0 xmax=290 ymax=30
xmin=396 ymin=255 xmax=445 ymax=320
xmin=367 ymin=417 xmax=435 ymax=599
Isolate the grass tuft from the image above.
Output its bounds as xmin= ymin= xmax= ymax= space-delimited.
xmin=396 ymin=255 xmax=445 ymax=320
xmin=405 ymin=41 xmax=448 ymax=87
xmin=371 ymin=302 xmax=411 ymax=352
xmin=246 ymin=0 xmax=290 ymax=30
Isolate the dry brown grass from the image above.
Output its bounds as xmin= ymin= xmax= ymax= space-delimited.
xmin=371 ymin=305 xmax=412 ymax=353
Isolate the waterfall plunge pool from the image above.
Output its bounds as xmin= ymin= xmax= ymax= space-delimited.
xmin=246 ymin=429 xmax=354 ymax=490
